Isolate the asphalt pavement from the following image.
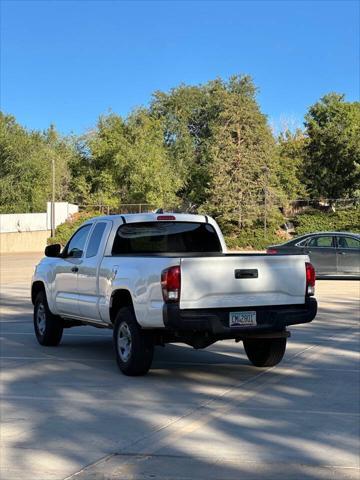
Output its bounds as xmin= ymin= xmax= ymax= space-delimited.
xmin=0 ymin=253 xmax=359 ymax=480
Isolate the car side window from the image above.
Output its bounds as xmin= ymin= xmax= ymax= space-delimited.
xmin=86 ymin=222 xmax=107 ymax=258
xmin=337 ymin=236 xmax=360 ymax=249
xmin=308 ymin=236 xmax=334 ymax=248
xmin=296 ymin=238 xmax=310 ymax=246
xmin=64 ymin=224 xmax=92 ymax=258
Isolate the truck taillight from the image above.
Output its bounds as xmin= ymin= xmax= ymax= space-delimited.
xmin=305 ymin=262 xmax=316 ymax=296
xmin=161 ymin=266 xmax=181 ymax=303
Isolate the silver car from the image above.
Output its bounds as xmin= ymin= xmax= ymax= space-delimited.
xmin=267 ymin=232 xmax=360 ymax=278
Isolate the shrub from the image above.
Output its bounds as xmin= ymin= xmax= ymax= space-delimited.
xmin=293 ymin=208 xmax=360 ymax=235
xmin=225 ymin=228 xmax=286 ymax=251
xmin=47 ymin=210 xmax=98 ymax=246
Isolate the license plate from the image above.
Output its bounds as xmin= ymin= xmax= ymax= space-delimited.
xmin=229 ymin=311 xmax=257 ymax=327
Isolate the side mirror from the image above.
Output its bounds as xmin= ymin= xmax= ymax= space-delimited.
xmin=67 ymin=248 xmax=82 ymax=258
xmin=45 ymin=243 xmax=61 ymax=257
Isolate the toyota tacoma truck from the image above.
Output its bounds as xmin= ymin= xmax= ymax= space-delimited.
xmin=31 ymin=213 xmax=317 ymax=376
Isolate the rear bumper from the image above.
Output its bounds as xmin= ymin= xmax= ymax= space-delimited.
xmin=163 ymin=297 xmax=317 ymax=336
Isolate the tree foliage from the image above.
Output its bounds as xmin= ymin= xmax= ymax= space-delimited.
xmin=71 ymin=110 xmax=182 ymax=208
xmin=151 ymin=80 xmax=223 ymax=206
xmin=0 ymin=113 xmax=75 ymax=213
xmin=303 ymin=93 xmax=360 ymax=200
xmin=203 ymin=76 xmax=281 ymax=234
xmin=276 ymin=129 xmax=308 ymax=201
xmin=1 ymin=77 xmax=359 ymax=248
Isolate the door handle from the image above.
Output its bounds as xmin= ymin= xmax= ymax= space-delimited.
xmin=235 ymin=269 xmax=258 ymax=279
xmin=111 ymin=265 xmax=119 ymax=279
xmin=71 ymin=266 xmax=79 ymax=273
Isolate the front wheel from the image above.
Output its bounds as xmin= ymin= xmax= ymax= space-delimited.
xmin=113 ymin=307 xmax=154 ymax=376
xmin=34 ymin=291 xmax=63 ymax=346
xmin=243 ymin=337 xmax=287 ymax=367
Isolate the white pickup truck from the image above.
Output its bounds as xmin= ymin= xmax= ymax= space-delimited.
xmin=31 ymin=213 xmax=317 ymax=376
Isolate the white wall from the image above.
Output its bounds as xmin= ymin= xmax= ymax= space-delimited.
xmin=0 ymin=212 xmax=47 ymax=233
xmin=0 ymin=203 xmax=78 ymax=233
xmin=45 ymin=202 xmax=78 ymax=230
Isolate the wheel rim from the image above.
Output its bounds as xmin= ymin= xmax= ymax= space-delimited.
xmin=36 ymin=303 xmax=46 ymax=336
xmin=117 ymin=322 xmax=132 ymax=362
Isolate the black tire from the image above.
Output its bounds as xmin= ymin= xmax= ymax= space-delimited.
xmin=113 ymin=307 xmax=154 ymax=376
xmin=34 ymin=291 xmax=63 ymax=346
xmin=243 ymin=337 xmax=287 ymax=367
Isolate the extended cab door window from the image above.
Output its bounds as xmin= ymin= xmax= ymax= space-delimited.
xmin=86 ymin=222 xmax=107 ymax=258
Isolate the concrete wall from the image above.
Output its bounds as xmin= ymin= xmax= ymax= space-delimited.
xmin=0 ymin=202 xmax=78 ymax=233
xmin=0 ymin=230 xmax=51 ymax=254
xmin=0 ymin=202 xmax=79 ymax=253
xmin=0 ymin=213 xmax=47 ymax=233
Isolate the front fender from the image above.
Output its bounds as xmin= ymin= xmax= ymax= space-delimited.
xmin=31 ymin=259 xmax=57 ymax=314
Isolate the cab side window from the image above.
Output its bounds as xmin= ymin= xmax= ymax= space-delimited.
xmin=86 ymin=222 xmax=107 ymax=258
xmin=64 ymin=224 xmax=92 ymax=258
xmin=308 ymin=236 xmax=334 ymax=248
xmin=296 ymin=238 xmax=310 ymax=246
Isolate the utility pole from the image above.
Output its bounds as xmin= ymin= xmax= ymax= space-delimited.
xmin=51 ymin=156 xmax=55 ymax=238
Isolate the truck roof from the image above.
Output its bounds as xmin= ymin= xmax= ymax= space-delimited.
xmin=81 ymin=212 xmax=227 ymax=254
xmin=85 ymin=212 xmax=213 ymax=224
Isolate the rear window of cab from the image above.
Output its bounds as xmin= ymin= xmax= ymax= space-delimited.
xmin=112 ymin=222 xmax=222 ymax=254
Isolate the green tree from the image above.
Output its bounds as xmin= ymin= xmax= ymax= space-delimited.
xmin=151 ymin=80 xmax=223 ymax=206
xmin=80 ymin=110 xmax=182 ymax=208
xmin=0 ymin=113 xmax=74 ymax=213
xmin=71 ymin=115 xmax=128 ymax=208
xmin=276 ymin=129 xmax=307 ymax=201
xmin=304 ymin=93 xmax=360 ymax=200
xmin=44 ymin=125 xmax=74 ymax=203
xmin=203 ymin=76 xmax=281 ymax=234
xmin=122 ymin=109 xmax=182 ymax=205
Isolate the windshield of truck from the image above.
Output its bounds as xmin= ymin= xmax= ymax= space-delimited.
xmin=112 ymin=222 xmax=222 ymax=254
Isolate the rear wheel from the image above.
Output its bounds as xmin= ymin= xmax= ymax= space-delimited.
xmin=34 ymin=291 xmax=63 ymax=346
xmin=243 ymin=337 xmax=287 ymax=367
xmin=113 ymin=307 xmax=154 ymax=376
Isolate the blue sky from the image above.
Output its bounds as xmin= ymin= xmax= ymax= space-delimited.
xmin=1 ymin=0 xmax=359 ymax=135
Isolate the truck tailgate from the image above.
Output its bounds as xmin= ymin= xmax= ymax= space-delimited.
xmin=180 ymin=255 xmax=308 ymax=310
